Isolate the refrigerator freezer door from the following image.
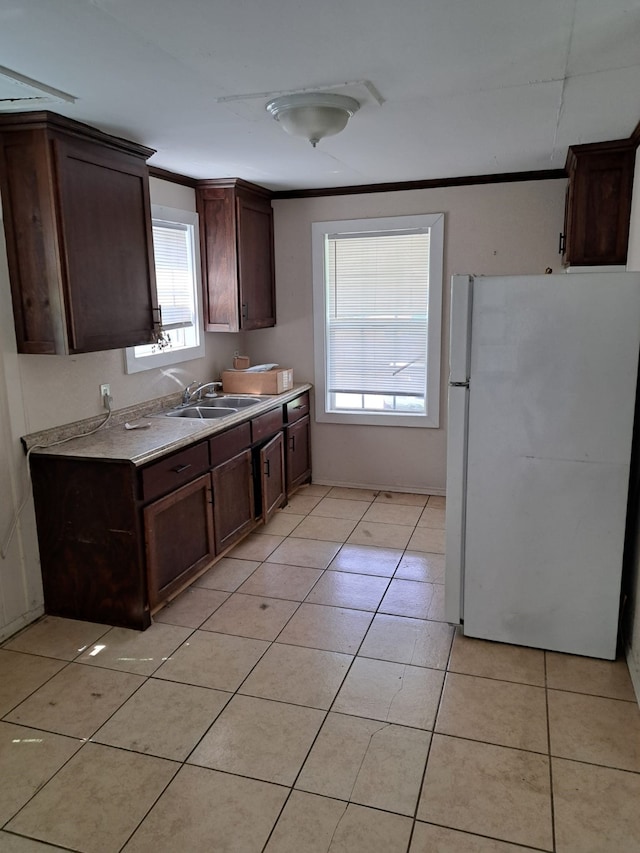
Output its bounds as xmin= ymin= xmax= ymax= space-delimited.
xmin=449 ymin=275 xmax=473 ymax=384
xmin=462 ymin=272 xmax=640 ymax=659
xmin=445 ymin=384 xmax=469 ymax=624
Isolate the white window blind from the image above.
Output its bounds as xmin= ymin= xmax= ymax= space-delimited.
xmin=152 ymin=219 xmax=194 ymax=329
xmin=312 ymin=213 xmax=443 ymax=428
xmin=325 ymin=229 xmax=430 ymax=411
xmin=124 ymin=206 xmax=204 ymax=374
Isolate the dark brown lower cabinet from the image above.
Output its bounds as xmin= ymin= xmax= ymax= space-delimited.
xmin=211 ymin=449 xmax=255 ymax=552
xmin=29 ymin=394 xmax=312 ymax=629
xmin=259 ymin=432 xmax=286 ymax=523
xmin=144 ymin=473 xmax=215 ymax=609
xmin=29 ymin=456 xmax=150 ymax=630
xmin=286 ymin=415 xmax=311 ymax=494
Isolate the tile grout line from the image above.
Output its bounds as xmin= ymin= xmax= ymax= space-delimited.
xmin=0 ymin=618 xmax=117 ymax=719
xmin=405 ymin=622 xmax=456 ymax=852
xmin=17 ymin=489 xmax=632 ymax=851
xmin=114 ymin=750 xmax=186 ymax=852
xmin=1 ymin=621 xmax=205 ymax=843
xmin=257 ymin=494 xmax=383 ymax=852
xmin=259 ymin=490 xmax=423 ymax=852
xmin=1 ymin=826 xmax=77 ymax=852
xmin=1 ymin=489 xmax=446 ymax=851
xmin=164 ymin=492 xmax=380 ymax=853
xmin=409 ymin=820 xmax=552 ymax=853
xmin=544 ymin=650 xmax=558 ymax=853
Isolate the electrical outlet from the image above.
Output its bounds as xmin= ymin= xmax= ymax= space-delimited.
xmin=100 ymin=384 xmax=111 ymax=406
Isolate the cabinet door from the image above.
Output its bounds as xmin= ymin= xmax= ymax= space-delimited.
xmin=144 ymin=473 xmax=215 ymax=609
xmin=259 ymin=432 xmax=286 ymax=524
xmin=197 ymin=187 xmax=239 ymax=332
xmin=196 ymin=180 xmax=275 ymax=333
xmin=564 ymin=143 xmax=636 ymax=266
xmin=237 ymin=192 xmax=275 ymax=330
xmin=211 ymin=449 xmax=256 ymax=552
xmin=286 ymin=415 xmax=312 ymax=494
xmin=54 ymin=136 xmax=158 ymax=352
xmin=0 ymin=128 xmax=62 ymax=353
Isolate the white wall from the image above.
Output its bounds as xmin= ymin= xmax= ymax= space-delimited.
xmin=625 ymin=145 xmax=640 ymax=701
xmin=0 ymin=176 xmax=240 ymax=641
xmin=0 ymin=220 xmax=42 ymax=640
xmin=248 ymin=180 xmax=566 ymax=492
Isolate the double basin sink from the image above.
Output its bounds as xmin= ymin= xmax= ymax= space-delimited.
xmin=165 ymin=395 xmax=269 ymax=419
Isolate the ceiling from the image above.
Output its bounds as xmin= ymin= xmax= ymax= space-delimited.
xmin=0 ymin=0 xmax=639 ymax=191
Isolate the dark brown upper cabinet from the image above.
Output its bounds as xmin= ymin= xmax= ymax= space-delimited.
xmin=0 ymin=111 xmax=159 ymax=354
xmin=562 ymin=139 xmax=636 ymax=267
xmin=196 ymin=178 xmax=276 ymax=332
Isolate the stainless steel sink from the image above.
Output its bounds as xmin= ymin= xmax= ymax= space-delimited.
xmin=165 ymin=407 xmax=237 ymax=419
xmin=198 ymin=396 xmax=266 ymax=409
xmin=164 ymin=394 xmax=270 ymax=419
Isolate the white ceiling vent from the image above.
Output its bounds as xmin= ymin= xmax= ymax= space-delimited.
xmin=0 ymin=66 xmax=76 ymax=110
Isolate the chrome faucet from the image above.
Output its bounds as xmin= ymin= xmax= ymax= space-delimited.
xmin=182 ymin=380 xmax=222 ymax=405
xmin=182 ymin=380 xmax=201 ymax=405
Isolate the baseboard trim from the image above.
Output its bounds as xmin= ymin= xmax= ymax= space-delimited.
xmin=0 ymin=605 xmax=44 ymax=644
xmin=311 ymin=479 xmax=445 ymax=496
xmin=626 ymin=644 xmax=640 ymax=708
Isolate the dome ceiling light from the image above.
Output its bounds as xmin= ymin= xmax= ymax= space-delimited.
xmin=266 ymin=92 xmax=360 ymax=148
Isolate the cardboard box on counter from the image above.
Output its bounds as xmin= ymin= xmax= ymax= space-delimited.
xmin=222 ymin=367 xmax=294 ymax=395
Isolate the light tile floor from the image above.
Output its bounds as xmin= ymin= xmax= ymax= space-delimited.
xmin=1 ymin=484 xmax=639 ymax=852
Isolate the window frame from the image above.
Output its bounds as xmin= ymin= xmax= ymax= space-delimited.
xmin=124 ymin=205 xmax=205 ymax=374
xmin=312 ymin=213 xmax=444 ymax=428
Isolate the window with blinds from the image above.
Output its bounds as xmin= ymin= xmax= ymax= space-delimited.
xmin=152 ymin=219 xmax=195 ymax=330
xmin=312 ymin=214 xmax=443 ymax=427
xmin=124 ymin=205 xmax=204 ymax=374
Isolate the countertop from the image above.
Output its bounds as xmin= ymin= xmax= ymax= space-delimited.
xmin=25 ymin=384 xmax=312 ymax=467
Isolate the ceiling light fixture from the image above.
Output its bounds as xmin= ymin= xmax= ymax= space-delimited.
xmin=266 ymin=92 xmax=360 ymax=147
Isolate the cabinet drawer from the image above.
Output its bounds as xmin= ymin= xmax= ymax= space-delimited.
xmin=251 ymin=407 xmax=284 ymax=443
xmin=141 ymin=442 xmax=210 ymax=502
xmin=209 ymin=422 xmax=251 ymax=467
xmin=285 ymin=392 xmax=310 ymax=424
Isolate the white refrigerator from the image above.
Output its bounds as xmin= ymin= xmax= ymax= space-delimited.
xmin=445 ymin=272 xmax=640 ymax=659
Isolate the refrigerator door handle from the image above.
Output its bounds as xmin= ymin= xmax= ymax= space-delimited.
xmin=445 ymin=385 xmax=469 ymax=626
xmin=449 ymin=275 xmax=473 ymax=384
xmin=445 ymin=273 xmax=474 ymax=627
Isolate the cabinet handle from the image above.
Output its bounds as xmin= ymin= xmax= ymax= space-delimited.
xmin=558 ymin=232 xmax=566 ymax=255
xmin=171 ymin=463 xmax=192 ymax=474
xmin=289 ymin=435 xmax=296 ymax=451
xmin=264 ymin=459 xmax=270 ymax=477
xmin=241 ymin=303 xmax=248 ymax=321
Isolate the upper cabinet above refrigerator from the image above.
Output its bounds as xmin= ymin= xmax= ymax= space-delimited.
xmin=561 ymin=138 xmax=636 ymax=268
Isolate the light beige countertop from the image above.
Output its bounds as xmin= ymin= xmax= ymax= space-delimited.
xmin=24 ymin=384 xmax=312 ymax=467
